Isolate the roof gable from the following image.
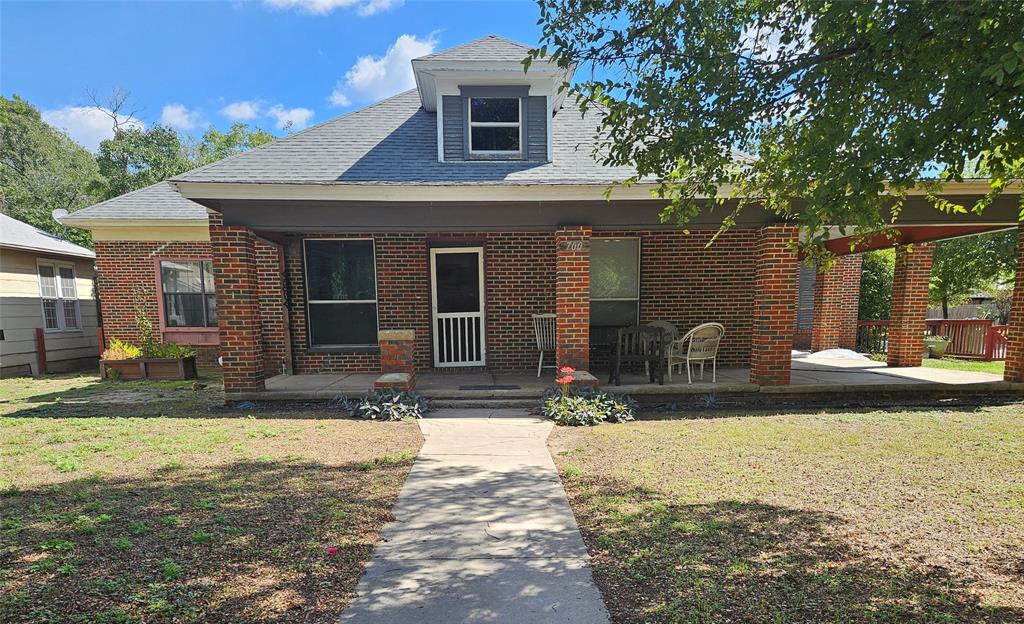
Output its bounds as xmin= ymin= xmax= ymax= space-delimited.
xmin=414 ymin=35 xmax=533 ymax=63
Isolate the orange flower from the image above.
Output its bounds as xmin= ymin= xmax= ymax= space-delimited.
xmin=559 ymin=366 xmax=576 ymax=374
xmin=556 ymin=375 xmax=575 ymax=385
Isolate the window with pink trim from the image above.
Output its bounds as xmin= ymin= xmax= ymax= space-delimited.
xmin=157 ymin=259 xmax=217 ymax=329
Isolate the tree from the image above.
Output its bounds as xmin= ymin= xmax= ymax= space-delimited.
xmin=532 ymin=0 xmax=1024 ymax=254
xmin=929 ymin=230 xmax=1018 ymax=317
xmin=92 ymin=125 xmax=192 ymax=200
xmin=191 ymin=123 xmax=275 ymax=166
xmin=858 ymin=249 xmax=895 ymax=321
xmin=0 ymin=95 xmax=101 ymax=247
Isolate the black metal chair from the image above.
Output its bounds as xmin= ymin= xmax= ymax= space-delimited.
xmin=610 ymin=325 xmax=665 ymax=386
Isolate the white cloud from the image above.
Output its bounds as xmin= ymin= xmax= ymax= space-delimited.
xmin=221 ymin=100 xmax=262 ymax=121
xmin=41 ymin=106 xmax=144 ymax=152
xmin=160 ymin=103 xmax=201 ymax=130
xmin=262 ymin=0 xmax=403 ymax=17
xmin=330 ymin=33 xmax=437 ymax=107
xmin=266 ymin=105 xmax=314 ymax=131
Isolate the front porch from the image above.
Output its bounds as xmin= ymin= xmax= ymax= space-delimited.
xmin=233 ymin=354 xmax=1020 ymax=403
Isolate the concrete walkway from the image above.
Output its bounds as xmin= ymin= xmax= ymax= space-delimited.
xmin=339 ymin=409 xmax=610 ymax=623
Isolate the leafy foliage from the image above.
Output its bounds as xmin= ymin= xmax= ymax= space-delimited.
xmin=146 ymin=342 xmax=197 ymax=359
xmin=929 ymin=230 xmax=1018 ymax=317
xmin=0 ymin=95 xmax=101 ymax=247
xmin=92 ymin=125 xmax=192 ymax=200
xmin=532 ymin=0 xmax=1024 ymax=254
xmin=191 ymin=124 xmax=275 ymax=166
xmin=858 ymin=249 xmax=895 ymax=321
xmin=101 ymin=338 xmax=142 ymax=361
xmin=353 ymin=389 xmax=429 ymax=421
xmin=541 ymin=387 xmax=637 ymax=426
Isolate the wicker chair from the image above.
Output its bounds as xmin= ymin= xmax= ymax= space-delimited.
xmin=532 ymin=314 xmax=557 ymax=377
xmin=669 ymin=322 xmax=725 ymax=383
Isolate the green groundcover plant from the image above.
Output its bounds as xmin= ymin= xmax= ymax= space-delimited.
xmin=541 ymin=367 xmax=637 ymax=426
xmin=349 ymin=389 xmax=430 ymax=421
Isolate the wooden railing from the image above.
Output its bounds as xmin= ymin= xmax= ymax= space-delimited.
xmin=857 ymin=319 xmax=1009 ymax=360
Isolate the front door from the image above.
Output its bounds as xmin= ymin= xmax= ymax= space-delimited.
xmin=430 ymin=247 xmax=485 ymax=367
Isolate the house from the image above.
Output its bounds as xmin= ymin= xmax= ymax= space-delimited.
xmin=60 ymin=35 xmax=1024 ymax=396
xmin=0 ymin=214 xmax=99 ymax=377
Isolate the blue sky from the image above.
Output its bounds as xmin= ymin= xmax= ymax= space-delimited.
xmin=1 ymin=0 xmax=544 ymax=150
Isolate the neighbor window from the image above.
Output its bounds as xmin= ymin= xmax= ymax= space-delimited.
xmin=160 ymin=260 xmax=217 ymax=328
xmin=589 ymin=238 xmax=640 ymax=326
xmin=38 ymin=263 xmax=80 ymax=331
xmin=468 ymin=97 xmax=521 ymax=154
xmin=304 ymin=239 xmax=378 ymax=347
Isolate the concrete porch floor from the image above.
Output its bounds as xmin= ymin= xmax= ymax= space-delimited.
xmin=238 ymin=354 xmax=1020 ymax=402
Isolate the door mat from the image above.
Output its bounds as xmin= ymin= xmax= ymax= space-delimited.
xmin=457 ymin=385 xmax=522 ymax=390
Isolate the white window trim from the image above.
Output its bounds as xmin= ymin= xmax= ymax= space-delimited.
xmin=37 ymin=260 xmax=82 ymax=333
xmin=589 ymin=237 xmax=642 ymax=324
xmin=468 ymin=97 xmax=523 ymax=156
xmin=302 ymin=238 xmax=380 ymax=348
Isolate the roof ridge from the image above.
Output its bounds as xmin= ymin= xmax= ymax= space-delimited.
xmin=172 ymin=89 xmax=421 ymax=183
xmin=414 ymin=34 xmax=532 ymax=61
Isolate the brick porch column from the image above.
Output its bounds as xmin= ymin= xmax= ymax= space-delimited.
xmin=1004 ymin=225 xmax=1024 ymax=382
xmin=750 ymin=226 xmax=800 ymax=386
xmin=210 ymin=224 xmax=265 ymax=394
xmin=555 ymin=226 xmax=592 ymax=370
xmin=810 ymin=254 xmax=863 ymax=352
xmin=887 ymin=242 xmax=934 ymax=368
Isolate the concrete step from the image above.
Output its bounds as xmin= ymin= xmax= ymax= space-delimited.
xmin=427 ymin=398 xmax=540 ymax=409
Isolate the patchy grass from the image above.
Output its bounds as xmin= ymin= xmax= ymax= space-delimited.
xmin=922 ymin=357 xmax=1005 ymax=376
xmin=0 ymin=375 xmax=423 ymax=623
xmin=550 ymin=405 xmax=1024 ymax=623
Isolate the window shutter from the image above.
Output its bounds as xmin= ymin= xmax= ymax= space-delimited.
xmin=441 ymin=95 xmax=465 ymax=161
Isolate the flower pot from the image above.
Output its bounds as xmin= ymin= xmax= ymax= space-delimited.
xmin=100 ymin=356 xmax=198 ymax=381
xmin=923 ymin=337 xmax=951 ymax=359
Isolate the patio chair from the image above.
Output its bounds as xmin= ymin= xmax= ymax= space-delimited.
xmin=532 ymin=314 xmax=557 ymax=378
xmin=644 ymin=320 xmax=680 ymax=377
xmin=668 ymin=322 xmax=725 ymax=383
xmin=610 ymin=325 xmax=665 ymax=386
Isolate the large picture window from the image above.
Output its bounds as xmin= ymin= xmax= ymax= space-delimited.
xmin=468 ymin=97 xmax=521 ymax=154
xmin=160 ymin=260 xmax=217 ymax=328
xmin=38 ymin=263 xmax=80 ymax=331
xmin=304 ymin=239 xmax=379 ymax=347
xmin=590 ymin=238 xmax=640 ymax=327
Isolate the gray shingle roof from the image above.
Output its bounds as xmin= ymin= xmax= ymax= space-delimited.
xmin=414 ymin=34 xmax=532 ymax=63
xmin=63 ymin=181 xmax=207 ymax=221
xmin=0 ymin=213 xmax=95 ymax=258
xmin=173 ymin=89 xmax=637 ymax=186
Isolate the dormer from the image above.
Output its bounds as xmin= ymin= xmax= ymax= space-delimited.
xmin=411 ymin=35 xmax=574 ymax=163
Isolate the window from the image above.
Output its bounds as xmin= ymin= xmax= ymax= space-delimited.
xmin=589 ymin=238 xmax=640 ymax=326
xmin=38 ymin=263 xmax=80 ymax=331
xmin=304 ymin=239 xmax=378 ymax=347
xmin=469 ymin=97 xmax=521 ymax=154
xmin=160 ymin=260 xmax=217 ymax=328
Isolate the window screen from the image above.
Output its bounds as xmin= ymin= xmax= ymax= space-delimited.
xmin=589 ymin=238 xmax=640 ymax=327
xmin=304 ymin=239 xmax=379 ymax=347
xmin=161 ymin=260 xmax=217 ymax=328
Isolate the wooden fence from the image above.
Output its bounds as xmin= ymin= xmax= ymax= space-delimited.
xmin=856 ymin=319 xmax=1008 ymax=360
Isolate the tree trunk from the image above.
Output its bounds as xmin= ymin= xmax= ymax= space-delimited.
xmin=942 ymin=296 xmax=949 ymax=319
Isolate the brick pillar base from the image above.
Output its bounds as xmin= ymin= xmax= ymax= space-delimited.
xmin=888 ymin=242 xmax=934 ymax=368
xmin=210 ymin=224 xmax=265 ymax=393
xmin=556 ymin=226 xmax=591 ymax=370
xmin=379 ymin=329 xmax=416 ymax=386
xmin=750 ymin=226 xmax=799 ymax=386
xmin=811 ymin=254 xmax=863 ymax=352
xmin=1004 ymin=226 xmax=1024 ymax=382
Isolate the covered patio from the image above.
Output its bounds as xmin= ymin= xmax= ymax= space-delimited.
xmin=233 ymin=353 xmax=1017 ymax=403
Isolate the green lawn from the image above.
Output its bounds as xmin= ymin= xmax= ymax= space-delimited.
xmin=550 ymin=406 xmax=1024 ymax=623
xmin=0 ymin=374 xmax=423 ymax=623
xmin=922 ymin=357 xmax=1005 ymax=375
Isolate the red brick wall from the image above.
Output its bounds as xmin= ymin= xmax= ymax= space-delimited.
xmin=556 ymin=227 xmax=592 ymax=370
xmin=210 ymin=225 xmax=265 ymax=392
xmin=811 ymin=254 xmax=863 ymax=352
xmin=888 ymin=242 xmax=934 ymax=368
xmin=94 ymin=240 xmax=220 ymax=370
xmin=750 ymin=226 xmax=800 ymax=385
xmin=254 ymin=239 xmax=289 ymax=376
xmin=1005 ymin=224 xmax=1024 ymax=382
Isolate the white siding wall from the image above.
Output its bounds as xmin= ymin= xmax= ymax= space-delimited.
xmin=0 ymin=247 xmax=99 ymax=375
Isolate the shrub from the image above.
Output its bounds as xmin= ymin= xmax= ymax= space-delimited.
xmin=147 ymin=342 xmax=196 ymax=359
xmin=101 ymin=338 xmax=142 ymax=361
xmin=354 ymin=389 xmax=429 ymax=421
xmin=541 ymin=387 xmax=637 ymax=426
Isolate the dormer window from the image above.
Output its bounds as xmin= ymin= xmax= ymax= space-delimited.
xmin=468 ymin=97 xmax=521 ymax=156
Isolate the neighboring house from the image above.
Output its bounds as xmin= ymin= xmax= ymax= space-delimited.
xmin=60 ymin=35 xmax=1024 ymax=395
xmin=0 ymin=214 xmax=99 ymax=377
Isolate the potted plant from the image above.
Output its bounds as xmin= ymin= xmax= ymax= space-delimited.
xmin=923 ymin=335 xmax=951 ymax=359
xmin=100 ymin=338 xmax=198 ymax=381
